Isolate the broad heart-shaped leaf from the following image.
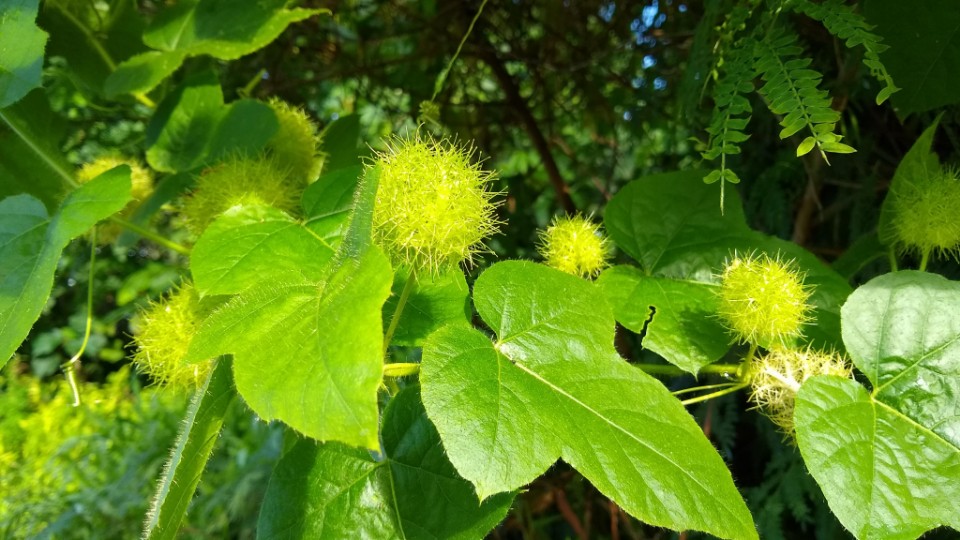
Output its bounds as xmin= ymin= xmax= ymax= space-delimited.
xmin=204 ymin=99 xmax=278 ymax=164
xmin=795 ymin=377 xmax=960 ymax=540
xmin=842 ymin=271 xmax=960 ymax=447
xmin=604 ymin=170 xmax=852 ymax=357
xmin=104 ymin=51 xmax=186 ymax=99
xmin=598 ymin=266 xmax=730 ymax=374
xmin=0 ymin=167 xmax=131 ymax=366
xmin=257 ymin=386 xmax=514 ymax=539
xmin=877 ymin=117 xmax=941 ymax=247
xmin=185 ymin=246 xmax=393 ymax=450
xmin=146 ymin=72 xmax=278 ymax=173
xmin=420 ymin=261 xmax=757 ymax=540
xmin=383 ymin=267 xmax=470 ymax=346
xmin=794 ymin=271 xmax=960 ymax=539
xmin=190 ymin=206 xmax=336 ymax=297
xmin=0 ymin=90 xmax=72 ymax=209
xmin=865 ymin=0 xmax=960 ymax=115
xmin=319 ymin=114 xmax=363 ymax=172
xmin=146 ymin=72 xmax=223 ymax=172
xmin=301 ymin=165 xmax=361 ymax=246
xmin=0 ymin=0 xmax=47 ymax=107
xmin=604 ymin=170 xmax=750 ymax=281
xmin=143 ymin=0 xmax=325 ymax=60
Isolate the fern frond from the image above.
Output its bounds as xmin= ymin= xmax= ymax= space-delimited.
xmin=702 ymin=40 xmax=754 ymax=210
xmin=788 ymin=0 xmax=900 ymax=105
xmin=753 ymin=27 xmax=855 ymax=161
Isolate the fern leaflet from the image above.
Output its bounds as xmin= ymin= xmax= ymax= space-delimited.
xmin=702 ymin=41 xmax=755 ymax=210
xmin=753 ymin=27 xmax=855 ymax=161
xmin=789 ymin=0 xmax=900 ymax=105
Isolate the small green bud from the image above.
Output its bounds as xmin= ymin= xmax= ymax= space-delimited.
xmin=537 ymin=214 xmax=611 ymax=278
xmin=889 ymin=166 xmax=960 ymax=260
xmin=266 ymin=98 xmax=325 ymax=185
xmin=748 ymin=347 xmax=851 ymax=434
xmin=181 ymin=155 xmax=301 ymax=235
xmin=132 ymin=283 xmax=217 ymax=390
xmin=369 ymin=134 xmax=502 ymax=275
xmin=717 ymin=252 xmax=812 ymax=347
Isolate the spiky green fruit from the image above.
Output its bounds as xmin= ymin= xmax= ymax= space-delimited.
xmin=537 ymin=214 xmax=611 ymax=278
xmin=266 ymin=98 xmax=325 ymax=185
xmin=748 ymin=347 xmax=851 ymax=434
xmin=370 ymin=135 xmax=502 ymax=275
xmin=717 ymin=253 xmax=812 ymax=347
xmin=132 ymin=283 xmax=217 ymax=390
xmin=181 ymin=156 xmax=301 ymax=235
xmin=889 ymin=166 xmax=960 ymax=260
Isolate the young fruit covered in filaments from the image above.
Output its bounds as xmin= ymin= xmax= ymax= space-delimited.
xmin=265 ymin=98 xmax=325 ymax=185
xmin=717 ymin=252 xmax=812 ymax=348
xmin=369 ymin=134 xmax=502 ymax=275
xmin=132 ymin=283 xmax=215 ymax=390
xmin=181 ymin=155 xmax=302 ymax=235
xmin=537 ymin=214 xmax=611 ymax=278
xmin=888 ymin=166 xmax=960 ymax=263
xmin=747 ymin=347 xmax=851 ymax=434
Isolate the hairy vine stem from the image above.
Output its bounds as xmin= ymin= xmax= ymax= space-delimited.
xmin=382 ymin=266 xmax=417 ymax=357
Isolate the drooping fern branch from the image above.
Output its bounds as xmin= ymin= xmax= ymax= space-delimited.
xmin=702 ymin=41 xmax=755 ymax=210
xmin=752 ymin=26 xmax=855 ymax=161
xmin=788 ymin=0 xmax=900 ymax=105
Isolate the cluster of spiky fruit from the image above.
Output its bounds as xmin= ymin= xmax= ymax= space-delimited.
xmin=717 ymin=252 xmax=812 ymax=347
xmin=369 ymin=134 xmax=502 ymax=275
xmin=132 ymin=283 xmax=217 ymax=390
xmin=537 ymin=214 xmax=611 ymax=278
xmin=747 ymin=347 xmax=851 ymax=434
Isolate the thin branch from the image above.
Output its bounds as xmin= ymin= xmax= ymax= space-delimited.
xmin=473 ymin=25 xmax=576 ymax=213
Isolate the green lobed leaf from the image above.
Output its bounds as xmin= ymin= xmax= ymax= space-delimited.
xmin=604 ymin=170 xmax=749 ymax=280
xmin=384 ymin=267 xmax=470 ymax=347
xmin=598 ymin=265 xmax=730 ymax=374
xmin=0 ymin=90 xmax=72 ymax=208
xmin=145 ymin=72 xmax=224 ymax=172
xmin=190 ymin=206 xmax=336 ymax=297
xmin=0 ymin=0 xmax=47 ymax=107
xmin=795 ymin=271 xmax=960 ymax=539
xmin=185 ymin=246 xmax=393 ymax=450
xmin=301 ymin=165 xmax=362 ymax=245
xmin=203 ymin=98 xmax=278 ymax=164
xmin=0 ymin=166 xmax=131 ymax=367
xmin=257 ymin=386 xmax=514 ymax=539
xmin=420 ymin=261 xmax=757 ymax=540
xmin=841 ymin=271 xmax=960 ymax=447
xmin=865 ymin=0 xmax=960 ymax=114
xmin=795 ymin=377 xmax=960 ymax=540
xmin=320 ymin=114 xmax=363 ymax=172
xmin=877 ymin=117 xmax=941 ymax=247
xmin=604 ymin=170 xmax=852 ymax=354
xmin=143 ymin=0 xmax=326 ymax=61
xmin=104 ymin=51 xmax=186 ymax=98
xmin=38 ymin=0 xmax=148 ymax=97
xmin=143 ymin=358 xmax=236 ymax=540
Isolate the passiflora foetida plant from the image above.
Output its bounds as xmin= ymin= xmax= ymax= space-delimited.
xmin=1 ymin=1 xmax=959 ymax=540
